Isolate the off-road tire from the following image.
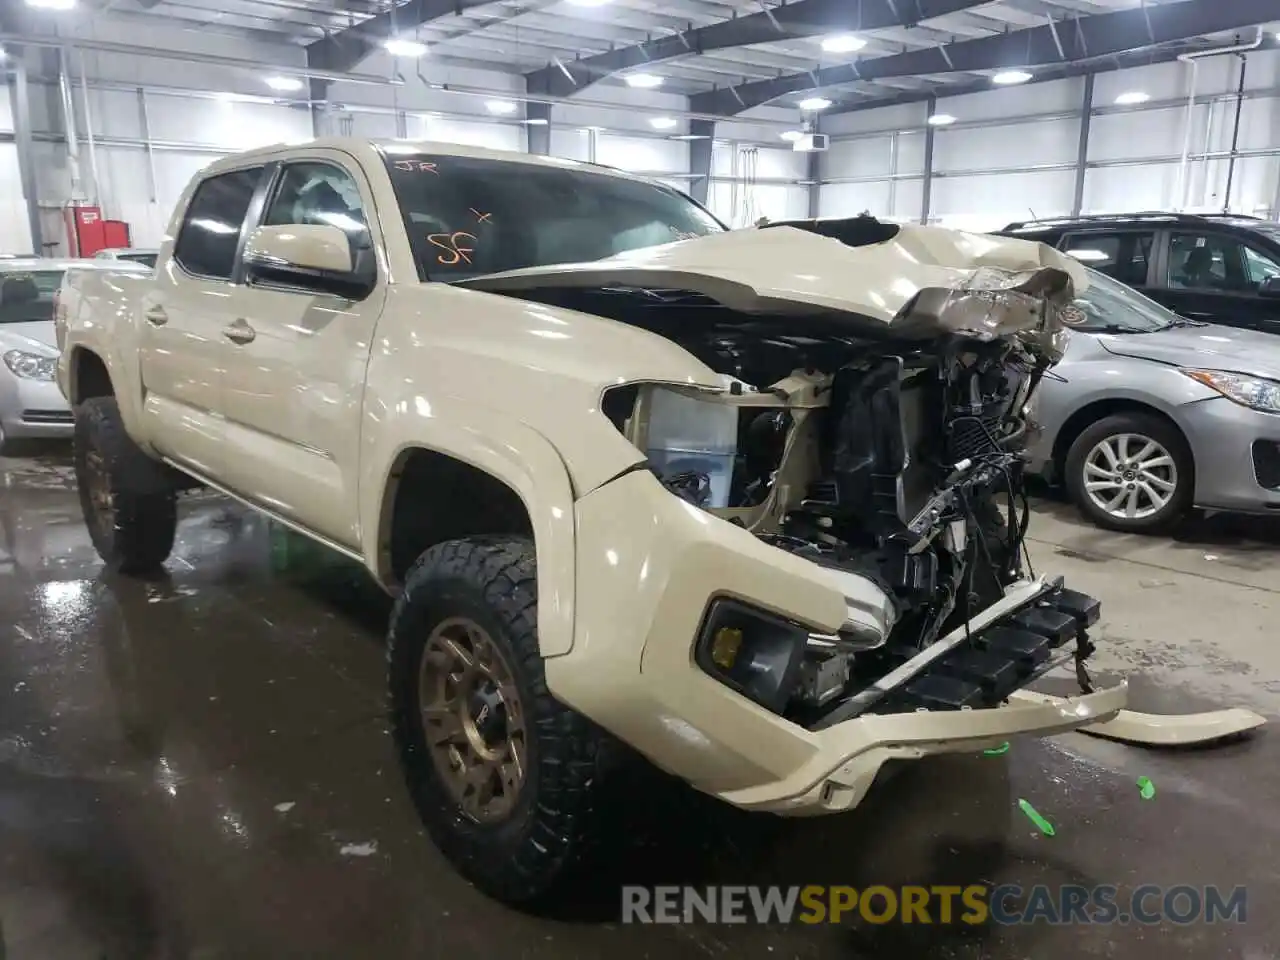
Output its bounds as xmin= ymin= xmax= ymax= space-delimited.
xmin=74 ymin=397 xmax=177 ymax=574
xmin=388 ymin=536 xmax=610 ymax=906
xmin=1065 ymin=411 xmax=1194 ymax=534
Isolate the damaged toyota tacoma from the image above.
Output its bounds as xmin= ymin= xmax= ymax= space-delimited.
xmin=56 ymin=138 xmax=1127 ymax=904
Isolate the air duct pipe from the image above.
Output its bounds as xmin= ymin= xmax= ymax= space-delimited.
xmin=78 ymin=49 xmax=100 ymax=205
xmin=58 ymin=46 xmax=85 ymax=201
xmin=1175 ymin=28 xmax=1263 ymax=211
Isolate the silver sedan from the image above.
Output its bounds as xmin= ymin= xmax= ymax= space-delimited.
xmin=0 ymin=258 xmax=148 ymax=454
xmin=1027 ymin=268 xmax=1280 ymax=533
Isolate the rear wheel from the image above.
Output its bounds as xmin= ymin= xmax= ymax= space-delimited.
xmin=74 ymin=397 xmax=177 ymax=574
xmin=387 ymin=536 xmax=610 ymax=905
xmin=1064 ymin=412 xmax=1193 ymax=534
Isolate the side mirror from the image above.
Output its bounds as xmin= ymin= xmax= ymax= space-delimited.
xmin=243 ymin=224 xmax=371 ymax=298
xmin=1259 ymin=276 xmax=1280 ymax=298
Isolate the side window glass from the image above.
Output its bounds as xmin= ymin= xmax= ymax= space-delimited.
xmin=1166 ymin=232 xmax=1255 ymax=292
xmin=1061 ymin=232 xmax=1152 ymax=287
xmin=263 ymin=162 xmax=369 ymax=245
xmin=1243 ymin=245 xmax=1280 ymax=285
xmin=173 ymin=167 xmax=264 ymax=280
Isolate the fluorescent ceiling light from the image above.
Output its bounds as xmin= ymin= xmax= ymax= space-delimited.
xmin=821 ymin=34 xmax=866 ymax=54
xmin=565 ymin=0 xmax=611 ymax=5
xmin=798 ymin=96 xmax=832 ymax=111
xmin=25 ymin=0 xmax=75 ymax=9
xmin=780 ymin=130 xmax=805 ymax=142
xmin=265 ymin=76 xmax=304 ymax=92
xmin=486 ymin=99 xmax=518 ymax=115
xmin=384 ymin=37 xmax=428 ymax=58
xmin=624 ymin=72 xmax=663 ymax=89
xmin=649 ymin=116 xmax=678 ymax=130
xmin=524 ymin=117 xmax=549 ymax=125
xmin=927 ymin=113 xmax=956 ymax=125
xmin=992 ymin=70 xmax=1032 ymax=85
xmin=1114 ymin=90 xmax=1150 ymax=105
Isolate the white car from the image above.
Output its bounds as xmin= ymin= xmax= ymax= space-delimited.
xmin=92 ymin=247 xmax=160 ymax=269
xmin=0 ymin=258 xmax=148 ymax=453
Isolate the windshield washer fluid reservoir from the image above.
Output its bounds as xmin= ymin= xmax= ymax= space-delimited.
xmin=645 ymin=385 xmax=739 ymax=509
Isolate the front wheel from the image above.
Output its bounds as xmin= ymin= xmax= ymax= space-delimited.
xmin=387 ymin=536 xmax=610 ymax=905
xmin=1064 ymin=412 xmax=1194 ymax=534
xmin=74 ymin=397 xmax=177 ymax=574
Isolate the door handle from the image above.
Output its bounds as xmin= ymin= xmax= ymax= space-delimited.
xmin=144 ymin=305 xmax=168 ymax=326
xmin=223 ymin=319 xmax=256 ymax=345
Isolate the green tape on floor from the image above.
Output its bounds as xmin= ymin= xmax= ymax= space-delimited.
xmin=1018 ymin=798 xmax=1055 ymax=836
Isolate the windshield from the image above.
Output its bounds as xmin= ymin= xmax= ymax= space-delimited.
xmin=1065 ymin=269 xmax=1178 ymax=333
xmin=0 ymin=269 xmax=63 ymax=324
xmin=381 ymin=151 xmax=725 ymax=281
xmin=120 ymin=252 xmax=158 ymax=268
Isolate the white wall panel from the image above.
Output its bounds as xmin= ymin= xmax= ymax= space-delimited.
xmin=707 ymin=182 xmax=807 ymax=227
xmin=1081 ymin=162 xmax=1177 ymax=214
xmin=939 ymin=78 xmax=1083 ymax=122
xmin=595 ymin=135 xmax=686 ymax=175
xmin=819 ymin=179 xmax=922 ymax=222
xmin=823 ymin=102 xmax=926 ymax=136
xmin=0 ymin=146 xmax=32 ymax=255
xmin=146 ymin=93 xmax=311 ymax=149
xmin=931 ymin=170 xmax=1074 ymax=229
xmin=711 ymin=142 xmax=805 ymax=180
xmin=414 ymin=115 xmax=523 ymax=152
xmin=550 ymin=128 xmax=592 ymax=161
xmin=934 ymin=118 xmax=1076 ymax=171
xmin=1090 ymin=105 xmax=1191 ymax=163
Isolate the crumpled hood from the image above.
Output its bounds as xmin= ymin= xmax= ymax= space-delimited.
xmin=459 ymin=219 xmax=1087 ymax=360
xmin=1098 ymin=322 xmax=1280 ymax=380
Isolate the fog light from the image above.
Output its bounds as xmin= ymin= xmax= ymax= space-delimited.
xmin=696 ymin=599 xmax=808 ymax=713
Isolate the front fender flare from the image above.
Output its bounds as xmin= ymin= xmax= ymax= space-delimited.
xmin=361 ymin=402 xmax=578 ymax=658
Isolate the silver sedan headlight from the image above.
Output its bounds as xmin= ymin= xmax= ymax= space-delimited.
xmin=3 ymin=349 xmax=57 ymax=382
xmin=1182 ymin=368 xmax=1280 ymax=414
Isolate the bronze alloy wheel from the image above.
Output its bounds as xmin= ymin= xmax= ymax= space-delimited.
xmin=83 ymin=447 xmax=116 ymax=534
xmin=418 ymin=616 xmax=527 ymax=823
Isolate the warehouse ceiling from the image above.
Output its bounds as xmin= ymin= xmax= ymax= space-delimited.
xmin=34 ymin=0 xmax=1280 ymax=115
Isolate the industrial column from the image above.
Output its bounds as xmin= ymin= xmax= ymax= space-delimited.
xmin=689 ymin=119 xmax=715 ymax=206
xmin=526 ymin=101 xmax=551 ymax=155
xmin=920 ymin=95 xmax=936 ymax=225
xmin=8 ymin=47 xmax=43 ymax=254
xmin=807 ymin=116 xmax=821 ymax=218
xmin=308 ymin=78 xmax=331 ymax=137
xmin=1071 ymin=74 xmax=1094 ymax=217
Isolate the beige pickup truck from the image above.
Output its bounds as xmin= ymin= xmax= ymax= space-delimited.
xmin=56 ymin=137 xmax=1127 ymax=904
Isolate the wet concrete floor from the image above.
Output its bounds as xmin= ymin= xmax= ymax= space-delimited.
xmin=1 ymin=444 xmax=1277 ymax=959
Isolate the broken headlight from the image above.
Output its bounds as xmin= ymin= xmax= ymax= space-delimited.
xmin=695 ymin=598 xmax=807 ymax=713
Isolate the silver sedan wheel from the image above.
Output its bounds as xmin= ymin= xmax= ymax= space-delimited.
xmin=1083 ymin=432 xmax=1179 ymax=521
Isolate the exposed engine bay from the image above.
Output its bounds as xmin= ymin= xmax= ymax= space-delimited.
xmin=484 ymin=218 xmax=1103 ymax=728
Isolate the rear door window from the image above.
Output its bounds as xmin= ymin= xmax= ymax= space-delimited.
xmin=1060 ymin=231 xmax=1154 ymax=286
xmin=173 ymin=167 xmax=265 ymax=280
xmin=1164 ymin=232 xmax=1270 ymax=293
